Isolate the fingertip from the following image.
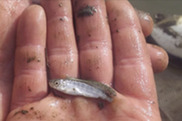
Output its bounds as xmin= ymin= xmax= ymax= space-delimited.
xmin=22 ymin=4 xmax=45 ymax=19
xmin=147 ymin=44 xmax=169 ymax=73
xmin=136 ymin=9 xmax=154 ymax=37
xmin=17 ymin=4 xmax=46 ymax=47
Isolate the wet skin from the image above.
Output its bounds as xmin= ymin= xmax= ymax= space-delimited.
xmin=0 ymin=0 xmax=168 ymax=121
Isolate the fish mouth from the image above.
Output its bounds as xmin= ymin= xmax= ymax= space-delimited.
xmin=48 ymin=79 xmax=55 ymax=87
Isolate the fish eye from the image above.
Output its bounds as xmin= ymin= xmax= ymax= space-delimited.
xmin=54 ymin=81 xmax=60 ymax=87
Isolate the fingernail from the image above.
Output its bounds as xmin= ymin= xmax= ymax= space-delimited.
xmin=136 ymin=9 xmax=151 ymax=22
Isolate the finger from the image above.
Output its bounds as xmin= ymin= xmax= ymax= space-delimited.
xmin=106 ymin=0 xmax=157 ymax=101
xmin=0 ymin=1 xmax=30 ymax=120
xmin=136 ymin=9 xmax=154 ymax=37
xmin=147 ymin=44 xmax=169 ymax=73
xmin=41 ymin=0 xmax=78 ymax=79
xmin=11 ymin=5 xmax=47 ymax=110
xmin=73 ymin=0 xmax=113 ymax=84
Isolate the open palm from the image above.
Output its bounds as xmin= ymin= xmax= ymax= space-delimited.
xmin=0 ymin=0 xmax=168 ymax=121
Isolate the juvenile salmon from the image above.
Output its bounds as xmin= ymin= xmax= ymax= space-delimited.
xmin=49 ymin=78 xmax=116 ymax=102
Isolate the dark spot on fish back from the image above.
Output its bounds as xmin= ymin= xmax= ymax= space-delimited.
xmin=163 ymin=27 xmax=178 ymax=38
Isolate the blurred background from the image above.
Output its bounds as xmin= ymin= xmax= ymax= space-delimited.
xmin=129 ymin=0 xmax=182 ymax=14
xmin=129 ymin=0 xmax=182 ymax=121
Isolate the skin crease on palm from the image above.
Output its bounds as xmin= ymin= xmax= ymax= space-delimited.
xmin=0 ymin=0 xmax=169 ymax=121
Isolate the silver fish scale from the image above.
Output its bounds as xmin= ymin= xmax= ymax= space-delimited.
xmin=49 ymin=78 xmax=113 ymax=102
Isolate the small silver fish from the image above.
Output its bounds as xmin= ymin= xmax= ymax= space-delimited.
xmin=49 ymin=78 xmax=116 ymax=102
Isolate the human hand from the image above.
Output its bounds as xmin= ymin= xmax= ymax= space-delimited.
xmin=0 ymin=0 xmax=168 ymax=121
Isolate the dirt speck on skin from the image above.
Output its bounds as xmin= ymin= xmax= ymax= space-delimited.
xmin=138 ymin=30 xmax=141 ymax=33
xmin=21 ymin=110 xmax=28 ymax=114
xmin=31 ymin=109 xmax=43 ymax=120
xmin=13 ymin=107 xmax=45 ymax=120
xmin=27 ymin=56 xmax=36 ymax=63
xmin=30 ymin=107 xmax=34 ymax=110
xmin=14 ymin=110 xmax=29 ymax=116
xmin=28 ymin=86 xmax=32 ymax=92
xmin=27 ymin=56 xmax=41 ymax=63
xmin=52 ymin=112 xmax=58 ymax=118
xmin=78 ymin=5 xmax=97 ymax=17
xmin=148 ymin=100 xmax=155 ymax=105
xmin=37 ymin=58 xmax=41 ymax=62
xmin=59 ymin=3 xmax=63 ymax=7
xmin=96 ymin=66 xmax=99 ymax=69
xmin=60 ymin=17 xmax=64 ymax=21
xmin=97 ymin=102 xmax=104 ymax=110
